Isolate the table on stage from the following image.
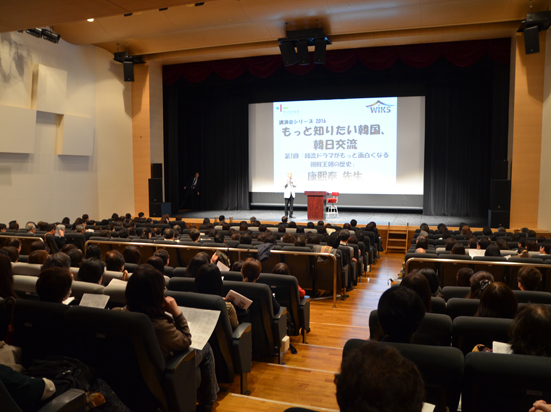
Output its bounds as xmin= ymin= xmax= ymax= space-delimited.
xmin=304 ymin=191 xmax=329 ymax=221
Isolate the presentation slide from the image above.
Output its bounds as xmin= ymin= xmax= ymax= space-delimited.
xmin=273 ymin=98 xmax=398 ymax=194
xmin=249 ymin=96 xmax=425 ymax=208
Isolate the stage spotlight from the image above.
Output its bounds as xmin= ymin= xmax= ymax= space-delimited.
xmin=25 ymin=28 xmax=42 ymax=38
xmin=314 ymin=38 xmax=327 ymax=64
xmin=279 ymin=42 xmax=298 ymax=67
xmin=41 ymin=29 xmax=61 ymax=44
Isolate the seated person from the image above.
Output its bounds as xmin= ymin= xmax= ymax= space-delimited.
xmin=36 ymin=267 xmax=73 ymax=303
xmin=41 ymin=252 xmax=71 ymax=271
xmin=271 ymin=262 xmax=306 ymax=298
xmin=510 ymin=304 xmax=551 ymax=357
xmin=195 ymin=263 xmax=239 ymax=330
xmin=418 ymin=268 xmax=442 ymax=298
xmin=475 ymin=282 xmax=517 ymax=319
xmin=105 ymin=250 xmax=126 ymax=273
xmin=118 ymin=264 xmax=219 ymax=411
xmin=0 ymin=365 xmax=56 ymax=410
xmin=456 ymin=267 xmax=474 ymax=287
xmin=78 ymin=258 xmax=105 ymax=284
xmin=186 ymin=252 xmax=210 ymax=278
xmin=27 ymin=250 xmax=49 ymax=265
xmin=517 ymin=266 xmax=542 ymax=291
xmin=377 ymin=286 xmax=425 ymax=343
xmin=337 ymin=340 xmax=425 ymax=412
xmin=0 ymin=254 xmax=17 ymax=299
xmin=450 ymin=243 xmax=466 ymax=255
xmin=400 ymin=272 xmax=432 ymax=312
xmin=241 ymin=258 xmax=280 ymax=313
xmin=466 ymin=271 xmax=494 ymax=299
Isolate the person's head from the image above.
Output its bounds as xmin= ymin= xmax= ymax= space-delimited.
xmin=123 ymin=246 xmax=142 ymax=265
xmin=231 ymin=260 xmax=244 ymax=272
xmin=417 ymin=268 xmax=440 ymax=296
xmin=528 ymin=230 xmax=537 ymax=238
xmin=484 ymin=244 xmax=501 ymax=257
xmin=415 ymin=236 xmax=428 ymax=250
xmin=281 ymin=233 xmax=296 ymax=244
xmin=510 ymin=305 xmax=551 ymax=357
xmin=85 ymin=245 xmax=102 ymax=260
xmin=75 ymin=224 xmax=85 ymax=234
xmin=271 ymin=262 xmax=291 ymax=276
xmin=339 ymin=229 xmax=350 ymax=243
xmin=450 ymin=243 xmax=465 ymax=255
xmin=78 ymin=258 xmax=105 ymax=284
xmin=476 ymin=282 xmax=517 ymax=319
xmin=195 ymin=263 xmax=224 ymax=296
xmin=415 ymin=248 xmax=426 ymax=254
xmin=496 ymin=238 xmax=509 ymax=250
xmin=146 ymin=256 xmax=165 ymax=274
xmin=377 ymin=286 xmax=425 ymax=343
xmin=68 ymin=249 xmax=84 ymax=268
xmin=30 ymin=240 xmax=47 ymax=253
xmin=231 ymin=232 xmax=241 ymax=242
xmin=240 ymin=234 xmax=252 ymax=245
xmin=477 ymin=238 xmax=490 ymax=250
xmin=467 ymin=271 xmax=494 ymax=299
xmin=445 ymin=237 xmax=457 ymax=251
xmin=186 ymin=252 xmax=210 ymax=278
xmin=0 ymin=223 xmax=6 ymax=232
xmin=482 ymin=227 xmax=492 ymax=236
xmin=400 ymin=272 xmax=432 ymax=312
xmin=55 ymin=224 xmax=65 ymax=237
xmin=154 ymin=249 xmax=169 ymax=266
xmin=278 ymin=225 xmax=286 ymax=234
xmin=7 ymin=239 xmax=21 ymax=253
xmin=28 ymin=250 xmax=49 ymax=265
xmin=105 ymin=250 xmax=125 ymax=272
xmin=281 ymin=216 xmax=288 ymax=224
xmin=540 ymin=240 xmax=551 ymax=255
xmin=125 ymin=264 xmax=166 ymax=318
xmin=468 ymin=237 xmax=478 ymax=248
xmin=162 ymin=228 xmax=174 ymax=240
xmin=1 ymin=246 xmax=18 ymax=263
xmin=26 ymin=222 xmax=36 ymax=233
xmin=0 ymin=254 xmax=17 ymax=299
xmin=420 ymin=223 xmax=429 ymax=232
xmin=218 ymin=215 xmax=225 ymax=223
xmin=118 ymin=228 xmax=129 ymax=239
xmin=526 ymin=240 xmax=538 ymax=251
xmin=61 ymin=244 xmax=77 ymax=255
xmin=241 ymin=258 xmax=262 ymax=283
xmin=36 ymin=267 xmax=73 ymax=303
xmin=456 ymin=267 xmax=474 ymax=287
xmin=517 ymin=265 xmax=542 ymax=291
xmin=8 ymin=220 xmax=19 ymax=231
xmin=336 ymin=341 xmax=424 ymax=412
xmin=189 ymin=229 xmax=200 ymax=242
xmin=42 ymin=252 xmax=71 ymax=270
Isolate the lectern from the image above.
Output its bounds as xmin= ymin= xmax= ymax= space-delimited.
xmin=304 ymin=191 xmax=329 ymax=221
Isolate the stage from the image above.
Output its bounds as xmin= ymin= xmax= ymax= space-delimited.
xmin=175 ymin=207 xmax=488 ymax=228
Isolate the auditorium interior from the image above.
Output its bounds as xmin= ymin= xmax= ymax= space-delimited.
xmin=2 ymin=1 xmax=551 ymax=411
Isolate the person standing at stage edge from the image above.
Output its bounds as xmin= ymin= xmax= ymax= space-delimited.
xmin=284 ymin=172 xmax=296 ymax=218
xmin=182 ymin=172 xmax=201 ymax=210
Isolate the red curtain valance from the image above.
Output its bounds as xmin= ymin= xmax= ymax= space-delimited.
xmin=163 ymin=38 xmax=510 ymax=85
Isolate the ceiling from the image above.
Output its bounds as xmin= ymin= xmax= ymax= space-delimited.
xmin=0 ymin=0 xmax=543 ymax=65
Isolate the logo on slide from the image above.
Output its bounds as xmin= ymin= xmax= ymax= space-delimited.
xmin=276 ymin=104 xmax=299 ymax=114
xmin=366 ymin=100 xmax=394 ymax=114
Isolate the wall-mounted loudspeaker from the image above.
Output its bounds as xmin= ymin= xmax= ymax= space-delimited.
xmin=524 ymin=26 xmax=540 ymax=54
xmin=123 ymin=61 xmax=134 ymax=82
xmin=279 ymin=42 xmax=298 ymax=67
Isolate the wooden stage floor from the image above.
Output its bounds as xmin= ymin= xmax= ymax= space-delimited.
xmin=213 ymin=253 xmax=404 ymax=412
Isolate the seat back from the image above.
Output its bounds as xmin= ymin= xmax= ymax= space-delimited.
xmin=369 ymin=311 xmax=452 ymax=346
xmin=431 ymin=296 xmax=447 ymax=314
xmin=452 ymin=316 xmax=512 ymax=355
xmin=71 ymin=280 xmax=105 ymax=299
xmin=441 ymin=286 xmax=470 ymax=301
xmin=223 ymin=281 xmax=276 ymax=358
xmin=65 ymin=233 xmax=86 ymax=252
xmin=463 ymin=352 xmax=551 ymax=412
xmin=513 ymin=290 xmax=551 ymax=304
xmin=167 ymin=277 xmax=195 ymax=292
xmin=439 ymin=256 xmax=472 ymax=287
xmin=65 ymin=307 xmax=168 ymax=412
xmin=446 ymin=298 xmax=480 ymax=319
xmin=11 ymin=262 xmax=42 ymax=277
xmin=283 ymin=252 xmax=313 ymax=291
xmin=472 ymin=256 xmax=507 ymax=282
xmin=258 ymin=273 xmax=301 ymax=336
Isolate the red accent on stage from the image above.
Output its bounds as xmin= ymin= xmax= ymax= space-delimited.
xmin=304 ymin=191 xmax=329 ymax=221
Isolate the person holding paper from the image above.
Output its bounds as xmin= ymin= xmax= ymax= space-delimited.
xmin=120 ymin=264 xmax=219 ymax=411
xmin=284 ymin=172 xmax=296 ymax=218
xmin=242 ymin=258 xmax=281 ymax=314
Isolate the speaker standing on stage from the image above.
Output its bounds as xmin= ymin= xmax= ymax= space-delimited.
xmin=284 ymin=172 xmax=296 ymax=218
xmin=181 ymin=172 xmax=201 ymax=210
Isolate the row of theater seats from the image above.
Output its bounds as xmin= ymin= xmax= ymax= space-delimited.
xmin=344 ymin=338 xmax=551 ymax=412
xmin=11 ymin=261 xmax=306 ymax=367
xmin=404 ymin=253 xmax=551 ymax=290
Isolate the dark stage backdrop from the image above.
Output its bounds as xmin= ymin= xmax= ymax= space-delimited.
xmin=163 ymin=39 xmax=510 ymax=217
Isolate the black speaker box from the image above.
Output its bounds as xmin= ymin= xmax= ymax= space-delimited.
xmin=149 ymin=178 xmax=163 ymax=203
xmin=123 ymin=61 xmax=134 ymax=82
xmin=491 ymin=160 xmax=508 ymax=180
xmin=489 ymin=179 xmax=511 ymax=210
xmin=314 ymin=38 xmax=327 ymax=64
xmin=524 ymin=26 xmax=540 ymax=55
xmin=279 ymin=42 xmax=298 ymax=67
xmin=296 ymin=40 xmax=309 ymax=65
xmin=151 ymin=163 xmax=162 ymax=179
xmin=150 ymin=202 xmax=171 ymax=218
xmin=488 ymin=210 xmax=510 ymax=229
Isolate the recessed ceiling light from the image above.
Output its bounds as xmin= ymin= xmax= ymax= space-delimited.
xmin=87 ymin=18 xmax=94 ymax=22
